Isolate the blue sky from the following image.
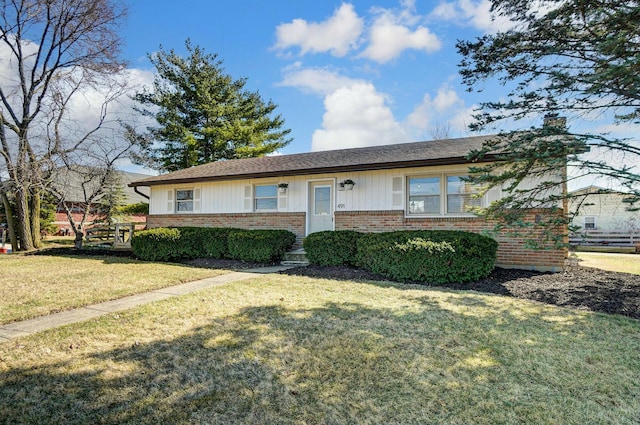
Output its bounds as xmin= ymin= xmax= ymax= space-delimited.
xmin=120 ymin=0 xmax=509 ymax=155
xmin=0 ymin=0 xmax=632 ymax=190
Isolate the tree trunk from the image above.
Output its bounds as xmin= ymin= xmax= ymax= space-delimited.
xmin=14 ymin=188 xmax=34 ymax=251
xmin=74 ymin=225 xmax=84 ymax=249
xmin=29 ymin=188 xmax=42 ymax=249
xmin=0 ymin=191 xmax=18 ymax=252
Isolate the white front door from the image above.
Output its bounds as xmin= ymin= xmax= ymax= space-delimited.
xmin=308 ymin=181 xmax=334 ymax=234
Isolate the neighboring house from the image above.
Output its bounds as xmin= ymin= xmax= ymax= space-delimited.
xmin=53 ymin=169 xmax=151 ymax=233
xmin=130 ymin=136 xmax=567 ymax=271
xmin=569 ymin=186 xmax=639 ymax=234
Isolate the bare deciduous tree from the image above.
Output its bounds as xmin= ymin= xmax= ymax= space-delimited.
xmin=0 ymin=0 xmax=128 ymax=250
xmin=429 ymin=122 xmax=451 ymax=141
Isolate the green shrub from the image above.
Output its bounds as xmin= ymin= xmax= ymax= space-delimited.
xmin=131 ymin=227 xmax=182 ymax=261
xmin=177 ymin=227 xmax=237 ymax=259
xmin=356 ymin=230 xmax=498 ymax=284
xmin=303 ymin=230 xmax=363 ymax=266
xmin=227 ymin=229 xmax=296 ymax=262
xmin=132 ymin=226 xmax=237 ymax=261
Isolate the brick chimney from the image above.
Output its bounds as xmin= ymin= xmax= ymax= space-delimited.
xmin=543 ymin=113 xmax=567 ymax=128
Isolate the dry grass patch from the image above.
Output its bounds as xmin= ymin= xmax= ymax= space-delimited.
xmin=573 ymin=252 xmax=640 ymax=275
xmin=0 ymin=254 xmax=227 ymax=324
xmin=0 ymin=275 xmax=638 ymax=424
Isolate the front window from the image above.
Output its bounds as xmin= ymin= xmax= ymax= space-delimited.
xmin=255 ymin=184 xmax=278 ymax=210
xmin=407 ymin=174 xmax=482 ymax=215
xmin=408 ymin=177 xmax=440 ymax=214
xmin=446 ymin=176 xmax=481 ymax=213
xmin=176 ymin=189 xmax=194 ymax=212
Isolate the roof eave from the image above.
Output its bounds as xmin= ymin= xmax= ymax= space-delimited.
xmin=128 ymin=155 xmax=498 ymax=187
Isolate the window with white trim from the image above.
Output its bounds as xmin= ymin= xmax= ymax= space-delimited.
xmin=407 ymin=174 xmax=482 ymax=216
xmin=584 ymin=216 xmax=596 ymax=230
xmin=408 ymin=177 xmax=440 ymax=214
xmin=254 ymin=184 xmax=278 ymax=210
xmin=176 ymin=189 xmax=195 ymax=212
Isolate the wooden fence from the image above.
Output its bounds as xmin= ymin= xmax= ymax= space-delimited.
xmin=84 ymin=223 xmax=137 ymax=249
xmin=569 ymin=230 xmax=640 ymax=247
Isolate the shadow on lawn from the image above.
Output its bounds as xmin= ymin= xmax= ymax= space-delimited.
xmin=30 ymin=247 xmax=136 ymax=258
xmin=1 ymin=295 xmax=635 ymax=425
xmin=23 ymin=248 xmax=640 ymax=320
xmin=283 ymin=264 xmax=640 ymax=320
xmin=27 ymin=247 xmax=148 ymax=266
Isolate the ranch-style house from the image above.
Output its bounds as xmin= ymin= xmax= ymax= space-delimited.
xmin=129 ymin=135 xmax=567 ymax=271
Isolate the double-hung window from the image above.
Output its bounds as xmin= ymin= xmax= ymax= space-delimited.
xmin=255 ymin=184 xmax=278 ymax=211
xmin=176 ymin=189 xmax=195 ymax=212
xmin=407 ymin=174 xmax=482 ymax=215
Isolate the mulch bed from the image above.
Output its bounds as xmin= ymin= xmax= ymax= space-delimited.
xmin=33 ymin=247 xmax=640 ymax=320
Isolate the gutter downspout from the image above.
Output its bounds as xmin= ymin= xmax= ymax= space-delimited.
xmin=133 ymin=186 xmax=150 ymax=200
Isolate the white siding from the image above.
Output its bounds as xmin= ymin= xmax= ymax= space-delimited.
xmin=149 ymin=186 xmax=173 ymax=215
xmin=147 ymin=163 xmax=548 ymax=216
xmin=570 ymin=192 xmax=639 ymax=232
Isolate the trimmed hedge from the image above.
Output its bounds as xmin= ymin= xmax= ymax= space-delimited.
xmin=131 ymin=227 xmax=496 ymax=284
xmin=131 ymin=227 xmax=182 ymax=262
xmin=176 ymin=227 xmax=237 ymax=259
xmin=132 ymin=227 xmax=238 ymax=261
xmin=227 ymin=229 xmax=296 ymax=263
xmin=356 ymin=230 xmax=498 ymax=284
xmin=303 ymin=230 xmax=363 ymax=266
xmin=133 ymin=227 xmax=295 ymax=263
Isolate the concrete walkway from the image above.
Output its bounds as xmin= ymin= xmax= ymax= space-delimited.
xmin=0 ymin=265 xmax=293 ymax=342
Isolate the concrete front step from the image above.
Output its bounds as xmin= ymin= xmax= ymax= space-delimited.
xmin=281 ymin=261 xmax=310 ymax=266
xmin=282 ymin=249 xmax=309 ymax=266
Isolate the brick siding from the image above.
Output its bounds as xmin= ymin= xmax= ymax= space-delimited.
xmin=148 ymin=209 xmax=566 ymax=271
xmin=335 ymin=210 xmax=567 ymax=272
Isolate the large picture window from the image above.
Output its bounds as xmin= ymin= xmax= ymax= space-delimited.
xmin=176 ymin=189 xmax=194 ymax=212
xmin=407 ymin=175 xmax=482 ymax=215
xmin=255 ymin=184 xmax=278 ymax=210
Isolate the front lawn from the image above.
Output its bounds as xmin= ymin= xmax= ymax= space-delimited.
xmin=1 ymin=274 xmax=638 ymax=424
xmin=0 ymin=254 xmax=226 ymax=324
xmin=573 ymin=251 xmax=640 ymax=275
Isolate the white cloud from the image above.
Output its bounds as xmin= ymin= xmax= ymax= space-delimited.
xmin=0 ymin=37 xmax=40 ymax=111
xmin=430 ymin=0 xmax=513 ymax=33
xmin=0 ymin=33 xmax=156 ymax=167
xmin=278 ymin=63 xmax=365 ymax=96
xmin=312 ymin=83 xmax=407 ymax=151
xmin=430 ymin=2 xmax=458 ymax=20
xmin=406 ymin=85 xmax=463 ymax=129
xmin=360 ymin=16 xmax=441 ymax=63
xmin=282 ymin=67 xmax=477 ymax=151
xmin=405 ymin=84 xmax=474 ymax=138
xmin=52 ymin=67 xmax=155 ymax=139
xmin=273 ymin=3 xmax=364 ymax=57
xmin=274 ymin=2 xmax=442 ymax=63
xmin=591 ymin=122 xmax=640 ymax=138
xmin=360 ymin=4 xmax=441 ymax=63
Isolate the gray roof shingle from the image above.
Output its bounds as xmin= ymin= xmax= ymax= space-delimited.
xmin=130 ymin=135 xmax=497 ymax=187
